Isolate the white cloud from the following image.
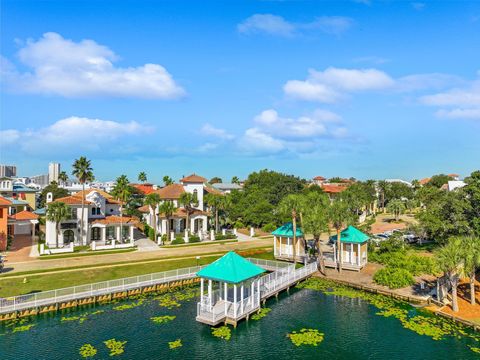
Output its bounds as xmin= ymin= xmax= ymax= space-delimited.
xmin=238 ymin=14 xmax=295 ymax=37
xmin=1 ymin=116 xmax=151 ymax=155
xmin=4 ymin=32 xmax=185 ymax=99
xmin=237 ymin=14 xmax=353 ymax=38
xmin=284 ymin=67 xmax=394 ymax=102
xmin=238 ymin=128 xmax=285 ymax=154
xmin=435 ymin=108 xmax=480 ymax=120
xmin=200 ymin=124 xmax=234 ymax=140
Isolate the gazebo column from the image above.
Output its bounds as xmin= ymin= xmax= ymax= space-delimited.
xmin=273 ymin=235 xmax=277 ymax=256
xmin=233 ymin=284 xmax=237 ymax=317
xmin=333 ymin=243 xmax=336 ymax=263
xmin=357 ymin=243 xmax=361 ymax=266
xmin=208 ymin=279 xmax=212 ymax=305
xmin=200 ymin=278 xmax=204 ymax=303
xmin=250 ymin=282 xmax=254 ymax=306
xmin=224 ymin=282 xmax=228 ymax=315
xmin=350 ymin=244 xmax=353 ymax=264
xmin=240 ymin=284 xmax=244 ymax=313
xmin=257 ymin=280 xmax=260 ymax=306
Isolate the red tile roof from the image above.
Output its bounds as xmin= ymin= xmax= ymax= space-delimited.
xmin=91 ymin=215 xmax=137 ymax=225
xmin=54 ymin=195 xmax=93 ymax=205
xmin=180 ymin=174 xmax=207 ymax=183
xmin=138 ymin=205 xmax=151 ymax=213
xmin=448 ymin=173 xmax=459 ymax=177
xmin=204 ymin=186 xmax=223 ymax=195
xmin=9 ymin=210 xmax=39 ymax=220
xmin=0 ymin=196 xmax=12 ymax=206
xmin=321 ymin=184 xmax=347 ymax=194
xmin=54 ymin=189 xmax=122 ymax=205
xmin=154 ymin=184 xmax=185 ymax=199
xmin=419 ymin=178 xmax=431 ymax=185
xmin=313 ymin=176 xmax=326 ymax=181
xmin=131 ymin=183 xmax=156 ymax=195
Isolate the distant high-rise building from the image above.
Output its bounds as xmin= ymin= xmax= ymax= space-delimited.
xmin=29 ymin=174 xmax=49 ymax=187
xmin=48 ymin=162 xmax=60 ymax=183
xmin=0 ymin=165 xmax=17 ymax=178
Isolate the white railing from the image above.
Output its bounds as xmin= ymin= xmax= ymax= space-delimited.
xmin=246 ymin=258 xmax=292 ymax=271
xmin=0 ymin=265 xmax=205 ymax=314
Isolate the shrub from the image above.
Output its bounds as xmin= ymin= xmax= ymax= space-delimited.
xmin=188 ymin=236 xmax=200 ymax=243
xmin=234 ymin=220 xmax=245 ymax=229
xmin=373 ymin=267 xmax=415 ymax=289
xmin=171 ymin=238 xmax=185 ymax=245
xmin=262 ymin=223 xmax=277 ymax=233
xmin=215 ymin=233 xmax=236 ymax=240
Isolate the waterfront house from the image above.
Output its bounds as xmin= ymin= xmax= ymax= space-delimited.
xmin=140 ymin=174 xmax=218 ymax=241
xmin=325 ymin=226 xmax=369 ymax=271
xmin=0 ymin=196 xmax=11 ymax=251
xmin=272 ymin=222 xmax=307 ymax=262
xmin=45 ymin=188 xmax=136 ymax=248
xmin=0 ymin=178 xmax=37 ymax=210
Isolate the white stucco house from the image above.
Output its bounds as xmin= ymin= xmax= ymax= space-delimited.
xmin=45 ymin=188 xmax=136 ymax=248
xmin=139 ymin=174 xmax=221 ymax=241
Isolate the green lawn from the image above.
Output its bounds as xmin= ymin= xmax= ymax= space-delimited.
xmin=162 ymin=239 xmax=237 ymax=248
xmin=39 ymin=248 xmax=137 ymax=260
xmin=0 ymin=249 xmax=275 ymax=298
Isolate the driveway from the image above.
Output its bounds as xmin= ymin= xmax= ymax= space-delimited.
xmin=4 ymin=234 xmax=35 ymax=263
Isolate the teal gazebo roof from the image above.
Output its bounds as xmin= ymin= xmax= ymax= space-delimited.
xmin=196 ymin=251 xmax=266 ymax=284
xmin=329 ymin=226 xmax=369 ymax=244
xmin=272 ymin=222 xmax=304 ymax=238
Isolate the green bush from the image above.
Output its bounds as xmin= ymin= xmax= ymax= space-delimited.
xmin=215 ymin=233 xmax=236 ymax=240
xmin=234 ymin=220 xmax=245 ymax=229
xmin=261 ymin=223 xmax=277 ymax=233
xmin=171 ymin=238 xmax=185 ymax=245
xmin=188 ymin=236 xmax=200 ymax=243
xmin=373 ymin=267 xmax=415 ymax=289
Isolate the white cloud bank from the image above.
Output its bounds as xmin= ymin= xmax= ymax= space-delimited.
xmin=1 ymin=116 xmax=151 ymax=155
xmin=2 ymin=32 xmax=185 ymax=99
xmin=237 ymin=14 xmax=353 ymax=37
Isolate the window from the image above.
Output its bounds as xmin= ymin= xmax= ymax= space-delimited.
xmin=106 ymin=226 xmax=115 ymax=240
xmin=193 ymin=189 xmax=198 ymax=200
xmin=63 ymin=229 xmax=75 ymax=244
xmin=91 ymin=207 xmax=101 ymax=216
xmin=91 ymin=227 xmax=101 ymax=241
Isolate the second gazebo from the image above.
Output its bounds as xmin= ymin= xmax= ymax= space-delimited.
xmin=272 ymin=222 xmax=306 ymax=263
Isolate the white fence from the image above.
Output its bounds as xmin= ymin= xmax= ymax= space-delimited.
xmin=0 ymin=265 xmax=205 ymax=314
xmin=40 ymin=242 xmax=74 ymax=255
xmin=91 ymin=240 xmax=135 ymax=251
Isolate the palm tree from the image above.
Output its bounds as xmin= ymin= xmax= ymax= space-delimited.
xmin=377 ymin=180 xmax=390 ymax=213
xmin=111 ymin=175 xmax=131 ymax=243
xmin=58 ymin=171 xmax=68 ymax=186
xmin=329 ymin=200 xmax=353 ymax=273
xmin=138 ymin=172 xmax=147 ymax=183
xmin=144 ymin=193 xmax=161 ymax=241
xmin=46 ymin=201 xmax=70 ymax=248
xmin=205 ymin=193 xmax=223 ymax=233
xmin=163 ymin=176 xmax=174 ymax=186
xmin=279 ymin=194 xmax=302 ymax=264
xmin=159 ymin=200 xmax=177 ymax=243
xmin=302 ymin=192 xmax=330 ymax=274
xmin=463 ymin=236 xmax=480 ymax=305
xmin=436 ymin=237 xmax=464 ymax=312
xmin=387 ymin=198 xmax=406 ymax=221
xmin=231 ymin=176 xmax=240 ymax=184
xmin=179 ymin=192 xmax=199 ymax=234
xmin=72 ymin=157 xmax=93 ymax=245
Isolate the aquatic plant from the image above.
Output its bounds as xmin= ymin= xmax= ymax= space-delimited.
xmin=299 ymin=278 xmax=480 ymax=346
xmin=251 ymin=307 xmax=271 ymax=321
xmin=61 ymin=310 xmax=105 ymax=324
xmin=113 ymin=299 xmax=144 ymax=311
xmin=157 ymin=295 xmax=181 ymax=309
xmin=12 ymin=324 xmax=35 ymax=333
xmin=168 ymin=339 xmax=182 ymax=349
xmin=104 ymin=339 xmax=127 ymax=356
xmin=151 ymin=315 xmax=176 ymax=324
xmin=211 ymin=326 xmax=231 ymax=340
xmin=469 ymin=346 xmax=480 ymax=354
xmin=79 ymin=344 xmax=97 ymax=358
xmin=287 ymin=328 xmax=324 ymax=347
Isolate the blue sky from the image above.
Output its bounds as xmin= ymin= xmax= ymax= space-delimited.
xmin=1 ymin=0 xmax=479 ymax=183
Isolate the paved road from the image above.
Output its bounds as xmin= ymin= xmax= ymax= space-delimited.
xmin=3 ymin=238 xmax=273 ymax=274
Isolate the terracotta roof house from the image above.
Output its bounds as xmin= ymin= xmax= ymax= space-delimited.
xmin=131 ymin=183 xmax=156 ymax=195
xmin=0 ymin=196 xmax=12 ymax=250
xmin=141 ymin=174 xmax=217 ymax=244
xmin=45 ymin=188 xmax=135 ymax=249
xmin=312 ymin=176 xmax=327 ymax=186
xmin=7 ymin=209 xmax=39 ymax=239
xmin=419 ymin=178 xmax=431 ymax=186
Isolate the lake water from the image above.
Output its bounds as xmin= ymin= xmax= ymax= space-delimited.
xmin=1 ymin=286 xmax=478 ymax=359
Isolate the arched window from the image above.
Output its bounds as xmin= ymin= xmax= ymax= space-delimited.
xmin=63 ymin=229 xmax=75 ymax=244
xmin=193 ymin=189 xmax=198 ymax=199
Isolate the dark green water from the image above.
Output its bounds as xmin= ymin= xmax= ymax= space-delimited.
xmin=1 ymin=287 xmax=479 ymax=359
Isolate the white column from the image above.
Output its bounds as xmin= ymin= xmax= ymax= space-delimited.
xmin=116 ymin=226 xmax=121 ymax=241
xmin=250 ymin=282 xmax=254 ymax=306
xmin=240 ymin=284 xmax=244 ymax=313
xmin=200 ymin=278 xmax=204 ymax=303
xmin=129 ymin=226 xmax=134 ymax=242
xmin=224 ymin=282 xmax=228 ymax=315
xmin=250 ymin=227 xmax=255 ymax=237
xmin=257 ymin=280 xmax=260 ymax=305
xmin=222 ymin=228 xmax=226 ymax=236
xmin=233 ymin=284 xmax=237 ymax=317
xmin=210 ymin=229 xmax=215 ymax=241
xmin=184 ymin=229 xmax=189 ymax=243
xmin=333 ymin=243 xmax=336 ymax=263
xmin=92 ymin=241 xmax=96 ymax=250
xmin=190 ymin=218 xmax=195 ymax=234
xmin=101 ymin=227 xmax=106 ymax=242
xmin=350 ymin=243 xmax=353 ymax=264
xmin=274 ymin=235 xmax=277 ymax=256
xmin=233 ymin=228 xmax=237 ymax=236
xmin=208 ymin=279 xmax=212 ymax=304
xmin=170 ymin=231 xmax=175 ymax=241
xmin=357 ymin=243 xmax=361 ymax=266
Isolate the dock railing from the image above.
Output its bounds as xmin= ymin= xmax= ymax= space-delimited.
xmin=0 ymin=265 xmax=205 ymax=314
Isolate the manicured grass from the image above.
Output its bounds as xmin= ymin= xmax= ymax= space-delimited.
xmin=0 ymin=249 xmax=274 ymax=298
xmin=162 ymin=239 xmax=237 ymax=248
xmin=39 ymin=248 xmax=137 ymax=260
